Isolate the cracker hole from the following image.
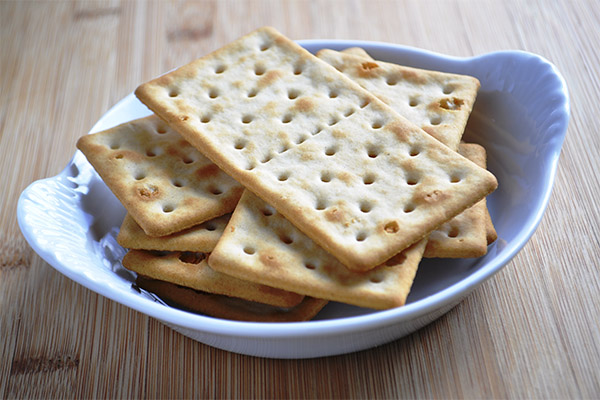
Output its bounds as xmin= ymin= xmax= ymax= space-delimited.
xmin=325 ymin=146 xmax=337 ymax=156
xmin=209 ymin=186 xmax=223 ymax=195
xmin=312 ymin=126 xmax=323 ymax=135
xmin=247 ymin=88 xmax=258 ymax=98
xmin=215 ymin=64 xmax=226 ymax=74
xmin=293 ymin=64 xmax=303 ymax=75
xmin=450 ymin=174 xmax=462 ymax=183
xmin=370 ymin=275 xmax=383 ymax=283
xmin=409 ymin=98 xmax=419 ymax=107
xmin=134 ymin=172 xmax=146 ymax=181
xmin=282 ymin=114 xmax=293 ymax=124
xmin=261 ymin=207 xmax=274 ymax=216
xmin=168 ymin=90 xmax=178 ymax=98
xmin=278 ymin=172 xmax=290 ymax=182
xmin=406 ymin=176 xmax=419 ymax=186
xmin=403 ymin=204 xmax=415 ymax=213
xmin=344 ymin=108 xmax=355 ymax=117
xmin=243 ymin=246 xmax=255 ymax=255
xmin=288 ymin=89 xmax=300 ymax=100
xmin=315 ymin=199 xmax=327 ymax=211
xmin=356 ymin=232 xmax=368 ymax=242
xmin=296 ymin=135 xmax=308 ymax=145
xmin=386 ymin=77 xmax=398 ymax=86
xmin=234 ymin=139 xmax=247 ymax=150
xmin=363 ymin=173 xmax=375 ymax=185
xmin=409 ymin=147 xmax=421 ymax=157
xmin=371 ymin=120 xmax=384 ymax=129
xmin=254 ymin=64 xmax=266 ymax=76
xmin=443 ymin=85 xmax=454 ymax=94
xmin=321 ymin=172 xmax=332 ymax=182
xmin=448 ymin=227 xmax=460 ymax=238
xmin=367 ymin=146 xmax=380 ymax=158
xmin=430 ymin=116 xmax=442 ymax=126
xmin=205 ymin=223 xmax=217 ymax=231
xmin=328 ymin=116 xmax=339 ymax=126
xmin=208 ymin=88 xmax=219 ymax=99
xmin=246 ymin=162 xmax=256 ymax=171
xmin=172 ymin=179 xmax=184 ymax=188
xmin=156 ymin=126 xmax=167 ymax=134
xmin=182 ymin=156 xmax=195 ymax=164
xmin=359 ymin=201 xmax=373 ymax=213
xmin=242 ymin=115 xmax=254 ymax=124
xmin=109 ymin=143 xmax=120 ymax=150
xmin=201 ymin=115 xmax=211 ymax=123
xmin=146 ymin=149 xmax=157 ymax=157
xmin=115 ymin=154 xmax=124 ymax=160
xmin=260 ymin=42 xmax=271 ymax=51
xmin=278 ymin=144 xmax=289 ymax=154
xmin=329 ymin=90 xmax=338 ymax=98
xmin=162 ymin=205 xmax=175 ymax=213
xmin=304 ymin=262 xmax=317 ymax=270
xmin=261 ymin=153 xmax=273 ymax=163
xmin=360 ymin=98 xmax=370 ymax=108
xmin=279 ymin=234 xmax=294 ymax=245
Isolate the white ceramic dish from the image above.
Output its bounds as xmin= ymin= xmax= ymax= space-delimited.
xmin=17 ymin=40 xmax=569 ymax=359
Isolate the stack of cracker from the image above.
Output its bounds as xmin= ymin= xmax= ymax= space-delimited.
xmin=77 ymin=27 xmax=497 ymax=322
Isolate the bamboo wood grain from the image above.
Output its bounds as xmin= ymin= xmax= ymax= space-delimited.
xmin=1 ymin=1 xmax=599 ymax=398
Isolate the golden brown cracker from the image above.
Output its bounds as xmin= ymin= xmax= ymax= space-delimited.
xmin=136 ymin=276 xmax=327 ymax=322
xmin=122 ymin=249 xmax=304 ymax=307
xmin=117 ymin=213 xmax=229 ymax=252
xmin=135 ymin=26 xmax=497 ymax=271
xmin=208 ymin=191 xmax=426 ymax=310
xmin=76 ymin=115 xmax=243 ymax=236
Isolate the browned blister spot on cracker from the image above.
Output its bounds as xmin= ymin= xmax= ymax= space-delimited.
xmin=292 ymin=97 xmax=314 ymax=113
xmin=412 ymin=188 xmax=450 ymax=205
xmin=196 ymin=164 xmax=221 ymax=179
xmin=358 ymin=61 xmax=379 ymax=75
xmin=137 ymin=184 xmax=161 ymax=200
xmin=439 ymin=97 xmax=464 ymax=110
xmin=331 ymin=129 xmax=347 ymax=139
xmin=261 ymin=101 xmax=279 ymax=117
xmin=257 ymin=69 xmax=283 ymax=89
xmin=386 ymin=121 xmax=411 ymax=142
xmin=400 ymin=69 xmax=427 ymax=85
xmin=337 ymin=171 xmax=354 ymax=185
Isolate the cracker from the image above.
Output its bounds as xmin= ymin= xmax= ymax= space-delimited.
xmin=135 ymin=26 xmax=497 ymax=271
xmin=136 ymin=276 xmax=327 ymax=322
xmin=318 ymin=48 xmax=480 ymax=151
xmin=122 ymin=249 xmax=304 ymax=307
xmin=340 ymin=47 xmax=373 ymax=59
xmin=117 ymin=213 xmax=229 ymax=252
xmin=208 ymin=191 xmax=426 ymax=310
xmin=76 ymin=115 xmax=243 ymax=236
xmin=485 ymin=206 xmax=498 ymax=245
xmin=424 ymin=143 xmax=489 ymax=258
xmin=339 ymin=49 xmax=499 ymax=248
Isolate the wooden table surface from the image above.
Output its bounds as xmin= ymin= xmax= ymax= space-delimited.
xmin=2 ymin=1 xmax=599 ymax=398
